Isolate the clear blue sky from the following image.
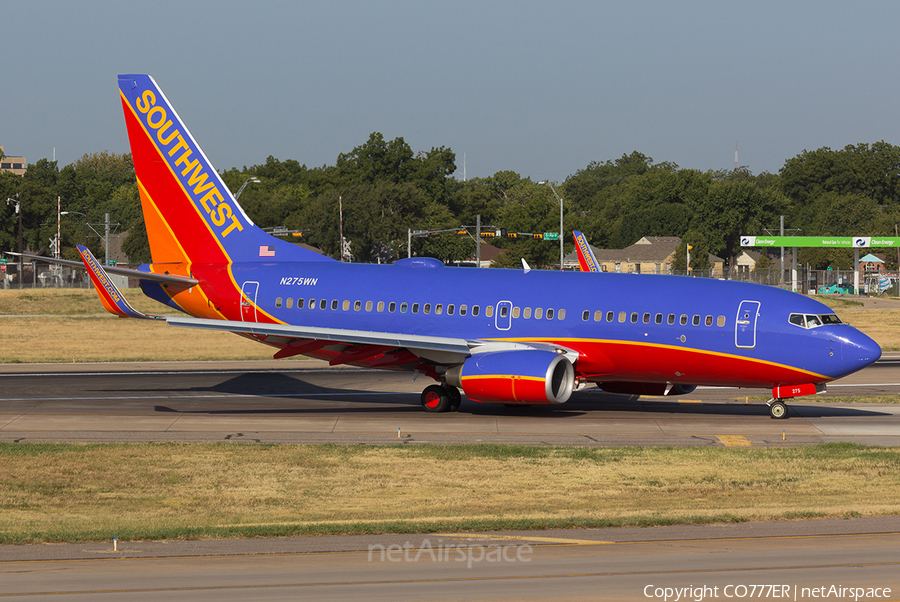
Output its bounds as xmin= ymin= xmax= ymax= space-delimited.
xmin=3 ymin=0 xmax=898 ymax=183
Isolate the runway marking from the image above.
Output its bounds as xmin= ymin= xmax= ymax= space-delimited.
xmin=716 ymin=435 xmax=751 ymax=447
xmin=677 ymin=399 xmax=702 ymax=403
xmin=439 ymin=533 xmax=613 ymax=545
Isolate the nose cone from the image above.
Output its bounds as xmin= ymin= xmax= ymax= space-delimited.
xmin=839 ymin=327 xmax=882 ymax=377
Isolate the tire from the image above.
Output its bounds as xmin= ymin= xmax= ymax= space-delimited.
xmin=769 ymin=400 xmax=788 ymax=419
xmin=421 ymin=385 xmax=451 ymax=413
xmin=446 ymin=386 xmax=462 ymax=411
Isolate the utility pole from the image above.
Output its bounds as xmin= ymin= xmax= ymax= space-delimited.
xmin=475 ymin=214 xmax=481 ymax=267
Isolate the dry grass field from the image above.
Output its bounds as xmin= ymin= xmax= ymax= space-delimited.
xmin=0 ymin=289 xmax=273 ymax=362
xmin=0 ymin=442 xmax=898 ymax=543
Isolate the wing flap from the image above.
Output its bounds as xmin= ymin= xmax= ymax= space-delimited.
xmin=165 ymin=316 xmax=474 ymax=360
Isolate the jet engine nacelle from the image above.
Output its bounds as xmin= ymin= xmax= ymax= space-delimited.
xmin=446 ymin=350 xmax=575 ymax=405
xmin=599 ymin=382 xmax=697 ymax=396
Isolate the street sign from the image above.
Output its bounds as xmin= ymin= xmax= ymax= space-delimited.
xmin=741 ymin=236 xmax=900 ymax=248
xmin=543 ymin=232 xmax=559 ymax=241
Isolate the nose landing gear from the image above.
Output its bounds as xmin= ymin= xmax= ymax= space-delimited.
xmin=767 ymin=399 xmax=788 ymax=419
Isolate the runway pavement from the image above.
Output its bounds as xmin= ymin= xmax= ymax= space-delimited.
xmin=1 ymin=518 xmax=898 ymax=601
xmin=1 ymin=356 xmax=899 ymax=446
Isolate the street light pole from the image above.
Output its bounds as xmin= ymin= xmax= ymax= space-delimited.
xmin=539 ymin=182 xmax=564 ymax=271
xmin=6 ymin=194 xmax=22 ymax=282
xmin=234 ymin=176 xmax=260 ymax=201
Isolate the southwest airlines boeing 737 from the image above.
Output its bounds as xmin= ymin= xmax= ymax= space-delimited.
xmin=11 ymin=75 xmax=882 ymax=419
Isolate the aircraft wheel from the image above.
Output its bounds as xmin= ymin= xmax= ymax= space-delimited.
xmin=769 ymin=400 xmax=788 ymax=419
xmin=421 ymin=385 xmax=451 ymax=413
xmin=446 ymin=386 xmax=462 ymax=411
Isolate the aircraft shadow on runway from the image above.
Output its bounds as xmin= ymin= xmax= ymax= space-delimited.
xmin=141 ymin=372 xmax=892 ymax=419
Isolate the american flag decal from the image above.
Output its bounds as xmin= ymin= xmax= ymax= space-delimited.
xmin=259 ymin=245 xmax=276 ymax=257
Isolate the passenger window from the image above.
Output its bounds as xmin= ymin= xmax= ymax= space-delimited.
xmin=558 ymin=309 xmax=566 ymax=320
xmin=354 ymin=300 xmax=362 ymax=311
xmin=459 ymin=305 xmax=467 ymax=316
xmin=607 ymin=311 xmax=614 ymax=322
xmin=389 ymin=302 xmax=396 ymax=313
xmin=485 ymin=305 xmax=494 ymax=318
xmin=655 ymin=313 xmax=662 ymax=324
xmin=447 ymin=304 xmax=454 ymax=315
xmin=535 ymin=308 xmax=543 ymax=320
xmin=680 ymin=314 xmax=688 ymax=325
xmin=524 ymin=307 xmax=532 ymax=319
xmin=342 ymin=300 xmax=350 ymax=311
xmin=547 ymin=308 xmax=554 ymax=320
xmin=332 ymin=299 xmax=339 ymax=310
xmin=717 ymin=315 xmax=726 ymax=327
xmin=400 ymin=303 xmax=408 ymax=313
xmin=365 ymin=301 xmax=373 ymax=311
xmin=582 ymin=310 xmax=590 ymax=321
xmin=275 ymin=297 xmax=283 ymax=308
xmin=692 ymin=315 xmax=700 ymax=326
xmin=320 ymin=299 xmax=328 ymax=310
xmin=435 ymin=304 xmax=443 ymax=315
xmin=412 ymin=303 xmax=419 ymax=314
xmin=642 ymin=313 xmax=650 ymax=324
xmin=512 ymin=307 xmax=520 ymax=319
xmin=376 ymin=301 xmax=384 ymax=312
xmin=705 ymin=315 xmax=713 ymax=326
xmin=472 ymin=306 xmax=480 ymax=316
xmin=423 ymin=303 xmax=431 ymax=314
xmin=618 ymin=311 xmax=626 ymax=323
xmin=630 ymin=312 xmax=638 ymax=323
xmin=286 ymin=298 xmax=293 ymax=309
xmin=668 ymin=314 xmax=675 ymax=325
xmin=297 ymin=298 xmax=305 ymax=309
xmin=500 ymin=306 xmax=508 ymax=318
xmin=594 ymin=310 xmax=602 ymax=322
xmin=309 ymin=298 xmax=316 ymax=309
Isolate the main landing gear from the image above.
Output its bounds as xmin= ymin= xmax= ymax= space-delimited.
xmin=766 ymin=399 xmax=789 ymax=420
xmin=421 ymin=384 xmax=462 ymax=413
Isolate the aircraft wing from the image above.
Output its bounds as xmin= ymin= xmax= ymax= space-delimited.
xmin=167 ymin=316 xmax=472 ymax=356
xmin=166 ymin=316 xmax=578 ymax=367
xmin=4 ymin=251 xmax=198 ymax=286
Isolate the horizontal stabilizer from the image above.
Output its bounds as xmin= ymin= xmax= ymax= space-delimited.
xmin=4 ymin=251 xmax=198 ymax=286
xmin=76 ymin=245 xmax=164 ymax=320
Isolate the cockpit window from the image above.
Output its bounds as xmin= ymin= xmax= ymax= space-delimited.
xmin=789 ymin=313 xmax=843 ymax=329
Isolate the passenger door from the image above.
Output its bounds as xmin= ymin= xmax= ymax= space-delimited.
xmin=735 ymin=300 xmax=760 ymax=349
xmin=240 ymin=281 xmax=259 ymax=322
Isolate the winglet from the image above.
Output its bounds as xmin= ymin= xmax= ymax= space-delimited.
xmin=76 ymin=245 xmax=163 ymax=320
xmin=573 ymin=231 xmax=600 ymax=273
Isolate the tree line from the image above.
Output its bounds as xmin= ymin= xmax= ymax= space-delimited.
xmin=3 ymin=135 xmax=900 ymax=271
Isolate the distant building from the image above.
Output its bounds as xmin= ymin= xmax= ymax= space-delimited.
xmin=859 ymin=253 xmax=886 ymax=274
xmin=564 ymin=236 xmax=724 ymax=277
xmin=0 ymin=146 xmax=27 ymax=176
